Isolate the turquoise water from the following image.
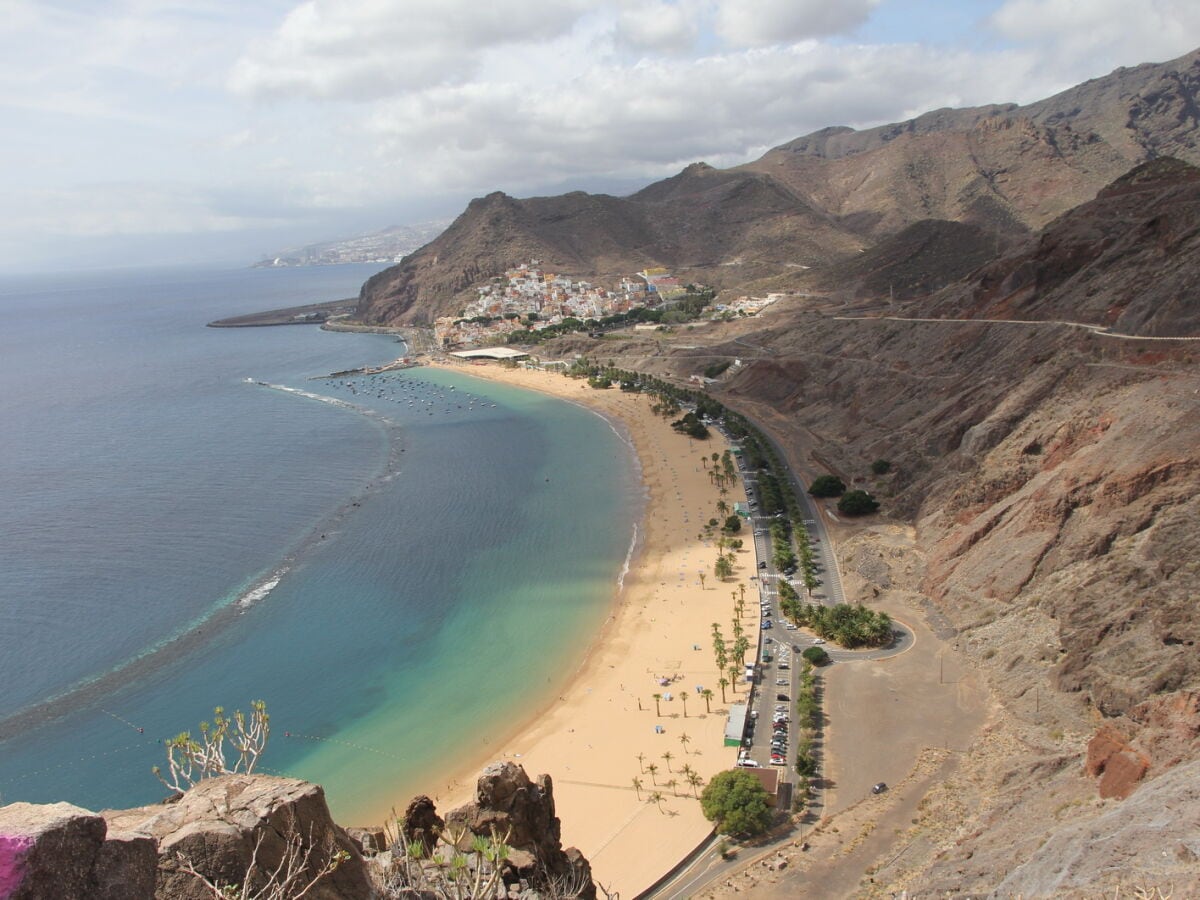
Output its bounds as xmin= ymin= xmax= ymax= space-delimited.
xmin=0 ymin=266 xmax=640 ymax=820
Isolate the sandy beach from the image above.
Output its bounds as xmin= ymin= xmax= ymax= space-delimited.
xmin=415 ymin=359 xmax=759 ymax=897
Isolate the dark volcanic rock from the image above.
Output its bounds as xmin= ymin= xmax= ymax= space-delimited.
xmin=445 ymin=761 xmax=596 ymax=899
xmin=400 ymin=794 xmax=443 ymax=856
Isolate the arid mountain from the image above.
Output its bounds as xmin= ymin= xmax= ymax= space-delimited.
xmin=355 ymin=167 xmax=860 ymax=325
xmin=572 ymin=158 xmax=1198 ymax=894
xmin=355 ymin=47 xmax=1200 ymax=327
xmin=742 ymin=47 xmax=1200 ymax=238
xmin=922 ymin=156 xmax=1200 ymax=335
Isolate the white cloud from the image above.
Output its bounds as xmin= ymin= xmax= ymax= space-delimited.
xmin=614 ymin=0 xmax=700 ymax=53
xmin=989 ymin=0 xmax=1200 ymax=69
xmin=354 ymin=42 xmax=1042 ymax=199
xmin=4 ymin=0 xmax=1200 ymax=269
xmin=714 ymin=0 xmax=881 ymax=47
xmin=229 ymin=0 xmax=599 ymax=100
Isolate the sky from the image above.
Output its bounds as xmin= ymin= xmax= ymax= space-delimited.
xmin=3 ymin=0 xmax=1200 ymax=272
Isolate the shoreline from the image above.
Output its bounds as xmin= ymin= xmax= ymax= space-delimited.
xmin=363 ymin=358 xmax=758 ymax=898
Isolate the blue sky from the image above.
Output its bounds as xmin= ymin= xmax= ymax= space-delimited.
xmin=2 ymin=0 xmax=1198 ymax=272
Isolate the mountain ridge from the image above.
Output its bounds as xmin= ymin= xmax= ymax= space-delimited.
xmin=354 ymin=46 xmax=1200 ymax=326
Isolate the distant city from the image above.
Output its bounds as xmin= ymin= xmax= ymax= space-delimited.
xmin=435 ymin=260 xmax=778 ymax=348
xmin=252 ymin=219 xmax=450 ymax=268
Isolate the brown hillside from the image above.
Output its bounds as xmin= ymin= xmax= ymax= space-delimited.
xmin=919 ymin=156 xmax=1200 ymax=335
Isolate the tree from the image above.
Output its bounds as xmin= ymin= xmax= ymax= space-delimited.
xmin=666 ymin=778 xmax=679 ymax=797
xmin=688 ymin=772 xmax=703 ymax=797
xmin=154 ymin=700 xmax=270 ymax=794
xmin=700 ymin=770 xmax=773 ymax=836
xmin=802 ymin=646 xmax=830 ymax=666
xmin=699 ymin=571 xmax=707 ymax=590
xmin=646 ymin=763 xmax=659 ymax=785
xmin=631 ymin=776 xmax=643 ymax=799
xmin=679 ymin=733 xmax=691 ymax=755
xmin=701 ymin=688 xmax=714 ymax=713
xmin=838 ymin=490 xmax=880 ymax=516
xmin=714 ymin=554 xmax=734 ymax=580
xmin=652 ymin=693 xmax=662 ymax=717
xmin=680 ymin=692 xmax=689 ymax=717
xmin=648 ymin=791 xmax=665 ymax=813
xmin=718 ymin=678 xmax=728 ymax=703
xmin=636 ymin=752 xmax=646 ymax=772
xmin=871 ymin=458 xmax=892 ymax=475
xmin=723 ymin=515 xmax=741 ymax=533
xmin=662 ymin=750 xmax=674 ymax=771
xmin=808 ymin=475 xmax=846 ymax=497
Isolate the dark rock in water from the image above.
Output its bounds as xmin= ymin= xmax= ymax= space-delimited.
xmin=400 ymin=795 xmax=443 ymax=856
xmin=0 ymin=800 xmax=156 ymax=900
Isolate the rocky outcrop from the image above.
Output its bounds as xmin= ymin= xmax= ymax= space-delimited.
xmin=444 ymin=762 xmax=596 ymax=899
xmin=104 ymin=775 xmax=371 ymax=900
xmin=0 ymin=801 xmax=156 ymax=900
xmin=1086 ymin=725 xmax=1151 ymax=799
xmin=399 ymin=794 xmax=442 ymax=856
xmin=0 ymin=766 xmax=597 ymax=899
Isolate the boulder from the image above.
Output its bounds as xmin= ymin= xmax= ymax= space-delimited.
xmin=105 ymin=774 xmax=371 ymax=900
xmin=0 ymin=801 xmax=155 ymax=899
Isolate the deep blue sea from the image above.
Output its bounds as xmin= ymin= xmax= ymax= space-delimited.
xmin=0 ymin=265 xmax=640 ymax=821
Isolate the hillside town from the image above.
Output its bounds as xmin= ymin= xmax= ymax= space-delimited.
xmin=434 ymin=260 xmax=778 ymax=348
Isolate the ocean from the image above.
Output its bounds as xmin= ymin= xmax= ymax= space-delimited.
xmin=0 ymin=264 xmax=641 ymax=821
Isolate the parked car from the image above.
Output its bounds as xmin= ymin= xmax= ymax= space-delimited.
xmin=872 ymin=782 xmax=888 ymax=794
xmin=776 ymin=693 xmax=789 ymax=701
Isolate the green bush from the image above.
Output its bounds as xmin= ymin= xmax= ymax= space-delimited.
xmin=802 ymin=646 xmax=829 ymax=666
xmin=837 ymin=490 xmax=880 ymax=516
xmin=870 ymin=459 xmax=892 ymax=475
xmin=808 ymin=475 xmax=846 ymax=497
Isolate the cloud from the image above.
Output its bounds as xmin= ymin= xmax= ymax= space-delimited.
xmin=989 ymin=0 xmax=1200 ymax=70
xmin=714 ymin=0 xmax=881 ymax=47
xmin=356 ymin=42 xmax=1042 ymax=199
xmin=229 ymin=0 xmax=598 ymax=100
xmin=614 ymin=0 xmax=700 ymax=53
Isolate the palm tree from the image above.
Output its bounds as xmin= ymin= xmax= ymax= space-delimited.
xmin=666 ymin=778 xmax=678 ymax=797
xmin=679 ymin=733 xmax=691 ymax=755
xmin=702 ymin=688 xmax=714 ymax=713
xmin=680 ymin=692 xmax=689 ymax=718
xmin=649 ymin=791 xmax=665 ymax=814
xmin=718 ymin=678 xmax=728 ymax=703
xmin=680 ymin=763 xmax=694 ymax=781
xmin=631 ymin=776 xmax=643 ymax=800
xmin=636 ymin=752 xmax=646 ymax=773
xmin=687 ymin=772 xmax=703 ymax=797
xmin=646 ymin=763 xmax=658 ymax=785
xmin=728 ymin=665 xmax=741 ymax=692
xmin=662 ymin=750 xmax=673 ymax=772
xmin=698 ymin=571 xmax=706 ymax=590
xmin=652 ymin=693 xmax=662 ymax=717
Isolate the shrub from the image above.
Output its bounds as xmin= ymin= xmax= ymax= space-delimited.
xmin=870 ymin=459 xmax=892 ymax=475
xmin=802 ymin=646 xmax=830 ymax=666
xmin=808 ymin=475 xmax=846 ymax=497
xmin=837 ymin=490 xmax=880 ymax=516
